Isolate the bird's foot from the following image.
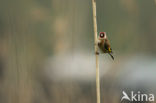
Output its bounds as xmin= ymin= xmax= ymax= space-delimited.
xmin=95 ymin=51 xmax=99 ymax=55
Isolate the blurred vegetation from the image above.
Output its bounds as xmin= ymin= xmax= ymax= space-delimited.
xmin=0 ymin=0 xmax=156 ymax=103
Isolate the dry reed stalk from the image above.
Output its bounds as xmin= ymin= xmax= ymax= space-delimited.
xmin=92 ymin=0 xmax=101 ymax=103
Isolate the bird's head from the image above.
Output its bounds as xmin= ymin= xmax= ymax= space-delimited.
xmin=99 ymin=32 xmax=107 ymax=40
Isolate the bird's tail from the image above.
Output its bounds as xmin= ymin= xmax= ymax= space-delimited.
xmin=108 ymin=53 xmax=114 ymax=60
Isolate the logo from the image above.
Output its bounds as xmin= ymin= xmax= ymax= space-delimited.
xmin=121 ymin=91 xmax=154 ymax=102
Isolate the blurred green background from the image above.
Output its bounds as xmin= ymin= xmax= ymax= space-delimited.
xmin=0 ymin=0 xmax=156 ymax=103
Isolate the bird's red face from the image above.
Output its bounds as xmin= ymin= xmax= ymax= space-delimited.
xmin=99 ymin=32 xmax=106 ymax=39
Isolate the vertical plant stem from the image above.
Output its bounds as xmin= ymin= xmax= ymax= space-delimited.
xmin=92 ymin=0 xmax=101 ymax=103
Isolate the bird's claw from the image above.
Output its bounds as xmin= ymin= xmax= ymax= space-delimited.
xmin=95 ymin=51 xmax=99 ymax=55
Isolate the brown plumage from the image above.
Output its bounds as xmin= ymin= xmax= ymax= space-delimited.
xmin=98 ymin=32 xmax=114 ymax=60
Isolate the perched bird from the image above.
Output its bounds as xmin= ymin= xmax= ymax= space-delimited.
xmin=97 ymin=32 xmax=114 ymax=60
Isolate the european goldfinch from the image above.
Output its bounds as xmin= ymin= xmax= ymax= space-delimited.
xmin=97 ymin=32 xmax=114 ymax=60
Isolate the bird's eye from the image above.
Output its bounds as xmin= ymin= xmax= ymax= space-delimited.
xmin=100 ymin=33 xmax=104 ymax=38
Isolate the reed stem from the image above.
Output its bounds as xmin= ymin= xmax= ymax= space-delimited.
xmin=92 ymin=0 xmax=101 ymax=103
